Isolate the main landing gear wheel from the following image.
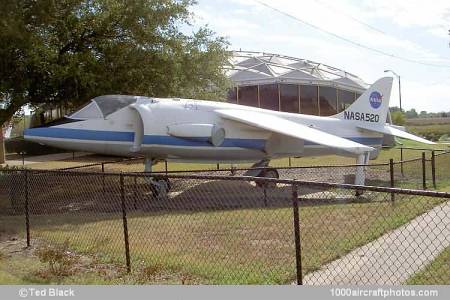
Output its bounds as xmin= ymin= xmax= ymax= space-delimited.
xmin=149 ymin=177 xmax=171 ymax=198
xmin=255 ymin=168 xmax=279 ymax=188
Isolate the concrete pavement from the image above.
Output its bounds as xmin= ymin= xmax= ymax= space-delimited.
xmin=303 ymin=201 xmax=450 ymax=285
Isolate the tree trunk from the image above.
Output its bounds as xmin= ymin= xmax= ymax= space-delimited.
xmin=0 ymin=126 xmax=5 ymax=164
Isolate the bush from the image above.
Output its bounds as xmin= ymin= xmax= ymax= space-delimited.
xmin=5 ymin=137 xmax=63 ymax=155
xmin=439 ymin=134 xmax=450 ymax=142
xmin=391 ymin=111 xmax=406 ymax=126
xmin=407 ymin=124 xmax=450 ymax=142
xmin=137 ymin=264 xmax=163 ymax=283
xmin=36 ymin=242 xmax=79 ymax=277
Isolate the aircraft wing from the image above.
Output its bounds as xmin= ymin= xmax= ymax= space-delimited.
xmin=357 ymin=123 xmax=435 ymax=145
xmin=216 ymin=109 xmax=373 ymax=155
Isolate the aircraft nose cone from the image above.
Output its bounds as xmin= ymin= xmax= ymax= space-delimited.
xmin=23 ymin=126 xmax=58 ymax=145
xmin=23 ymin=127 xmax=44 ymax=143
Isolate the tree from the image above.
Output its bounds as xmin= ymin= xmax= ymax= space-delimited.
xmin=419 ymin=111 xmax=428 ymax=118
xmin=405 ymin=108 xmax=418 ymax=119
xmin=391 ymin=111 xmax=405 ymax=126
xmin=0 ymin=0 xmax=230 ymax=162
xmin=389 ymin=106 xmax=401 ymax=113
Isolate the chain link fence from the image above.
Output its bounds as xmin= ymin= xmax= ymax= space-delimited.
xmin=0 ymin=169 xmax=449 ymax=284
xmin=49 ymin=148 xmax=450 ymax=192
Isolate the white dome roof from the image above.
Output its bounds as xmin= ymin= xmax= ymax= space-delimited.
xmin=226 ymin=51 xmax=368 ymax=92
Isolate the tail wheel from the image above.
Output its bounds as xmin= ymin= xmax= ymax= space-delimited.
xmin=255 ymin=168 xmax=279 ymax=188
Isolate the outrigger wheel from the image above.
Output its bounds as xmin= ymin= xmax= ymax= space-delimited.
xmin=255 ymin=168 xmax=279 ymax=188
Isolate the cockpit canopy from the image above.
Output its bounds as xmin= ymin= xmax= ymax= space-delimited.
xmin=69 ymin=95 xmax=139 ymax=119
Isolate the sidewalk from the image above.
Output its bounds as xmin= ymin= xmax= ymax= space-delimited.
xmin=2 ymin=152 xmax=89 ymax=167
xmin=303 ymin=201 xmax=450 ymax=285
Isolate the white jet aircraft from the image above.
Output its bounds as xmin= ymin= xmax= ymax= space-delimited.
xmin=24 ymin=77 xmax=433 ymax=190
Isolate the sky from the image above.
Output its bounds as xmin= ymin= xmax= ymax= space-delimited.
xmin=190 ymin=0 xmax=450 ymax=113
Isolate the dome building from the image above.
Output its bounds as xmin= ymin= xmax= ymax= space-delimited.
xmin=225 ymin=51 xmax=368 ymax=116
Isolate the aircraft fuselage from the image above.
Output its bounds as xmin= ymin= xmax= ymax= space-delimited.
xmin=25 ymin=98 xmax=383 ymax=163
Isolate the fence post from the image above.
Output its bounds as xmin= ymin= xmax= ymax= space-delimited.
xmin=431 ymin=150 xmax=436 ymax=189
xmin=421 ymin=152 xmax=427 ymax=190
xmin=24 ymin=169 xmax=30 ymax=247
xmin=389 ymin=159 xmax=395 ymax=202
xmin=101 ymin=163 xmax=105 ymax=193
xmin=165 ymin=160 xmax=168 ymax=175
xmin=400 ymin=147 xmax=404 ymax=177
xmin=216 ymin=163 xmax=220 ymax=170
xmin=291 ymin=184 xmax=303 ymax=285
xmin=120 ymin=173 xmax=131 ymax=273
xmin=289 ymin=157 xmax=292 ymax=167
xmin=133 ymin=176 xmax=138 ymax=210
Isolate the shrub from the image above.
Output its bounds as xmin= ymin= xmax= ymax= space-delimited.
xmin=439 ymin=134 xmax=450 ymax=142
xmin=36 ymin=241 xmax=78 ymax=277
xmin=137 ymin=264 xmax=163 ymax=283
xmin=391 ymin=111 xmax=406 ymax=126
xmin=407 ymin=124 xmax=450 ymax=142
xmin=5 ymin=137 xmax=63 ymax=155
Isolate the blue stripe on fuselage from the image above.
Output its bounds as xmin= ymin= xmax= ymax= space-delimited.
xmin=24 ymin=127 xmax=266 ymax=150
xmin=24 ymin=127 xmax=383 ymax=149
xmin=24 ymin=127 xmax=134 ymax=142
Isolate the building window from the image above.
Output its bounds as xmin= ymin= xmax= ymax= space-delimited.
xmin=300 ymin=85 xmax=319 ymax=115
xmin=338 ymin=89 xmax=354 ymax=112
xmin=319 ymin=86 xmax=338 ymax=116
xmin=227 ymin=87 xmax=237 ymax=103
xmin=259 ymin=84 xmax=279 ymax=110
xmin=238 ymin=85 xmax=258 ymax=107
xmin=280 ymin=84 xmax=299 ymax=113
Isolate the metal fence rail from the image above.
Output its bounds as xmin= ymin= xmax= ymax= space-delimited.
xmin=0 ymin=169 xmax=449 ymax=284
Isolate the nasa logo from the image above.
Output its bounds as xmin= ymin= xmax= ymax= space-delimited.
xmin=369 ymin=91 xmax=382 ymax=109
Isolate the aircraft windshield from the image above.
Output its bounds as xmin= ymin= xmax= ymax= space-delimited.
xmin=93 ymin=95 xmax=137 ymax=117
xmin=69 ymin=95 xmax=139 ymax=120
xmin=69 ymin=102 xmax=103 ymax=119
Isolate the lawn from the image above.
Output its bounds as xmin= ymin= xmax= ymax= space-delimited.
xmin=1 ymin=139 xmax=448 ymax=284
xmin=406 ymin=247 xmax=450 ymax=285
xmin=0 ymin=190 xmax=445 ymax=284
xmin=0 ymin=253 xmax=139 ymax=285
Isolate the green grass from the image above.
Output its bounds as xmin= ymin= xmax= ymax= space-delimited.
xmin=407 ymin=247 xmax=450 ymax=285
xmin=0 ymin=193 xmax=444 ymax=284
xmin=0 ymin=254 xmax=138 ymax=285
xmin=1 ymin=140 xmax=449 ymax=284
xmin=407 ymin=124 xmax=450 ymax=142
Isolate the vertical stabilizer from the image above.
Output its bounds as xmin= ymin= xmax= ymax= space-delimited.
xmin=334 ymin=77 xmax=393 ymax=126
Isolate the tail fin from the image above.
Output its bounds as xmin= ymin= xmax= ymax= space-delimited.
xmin=335 ymin=77 xmax=393 ymax=125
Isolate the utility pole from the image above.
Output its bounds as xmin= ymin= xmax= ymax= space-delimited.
xmin=384 ymin=70 xmax=402 ymax=112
